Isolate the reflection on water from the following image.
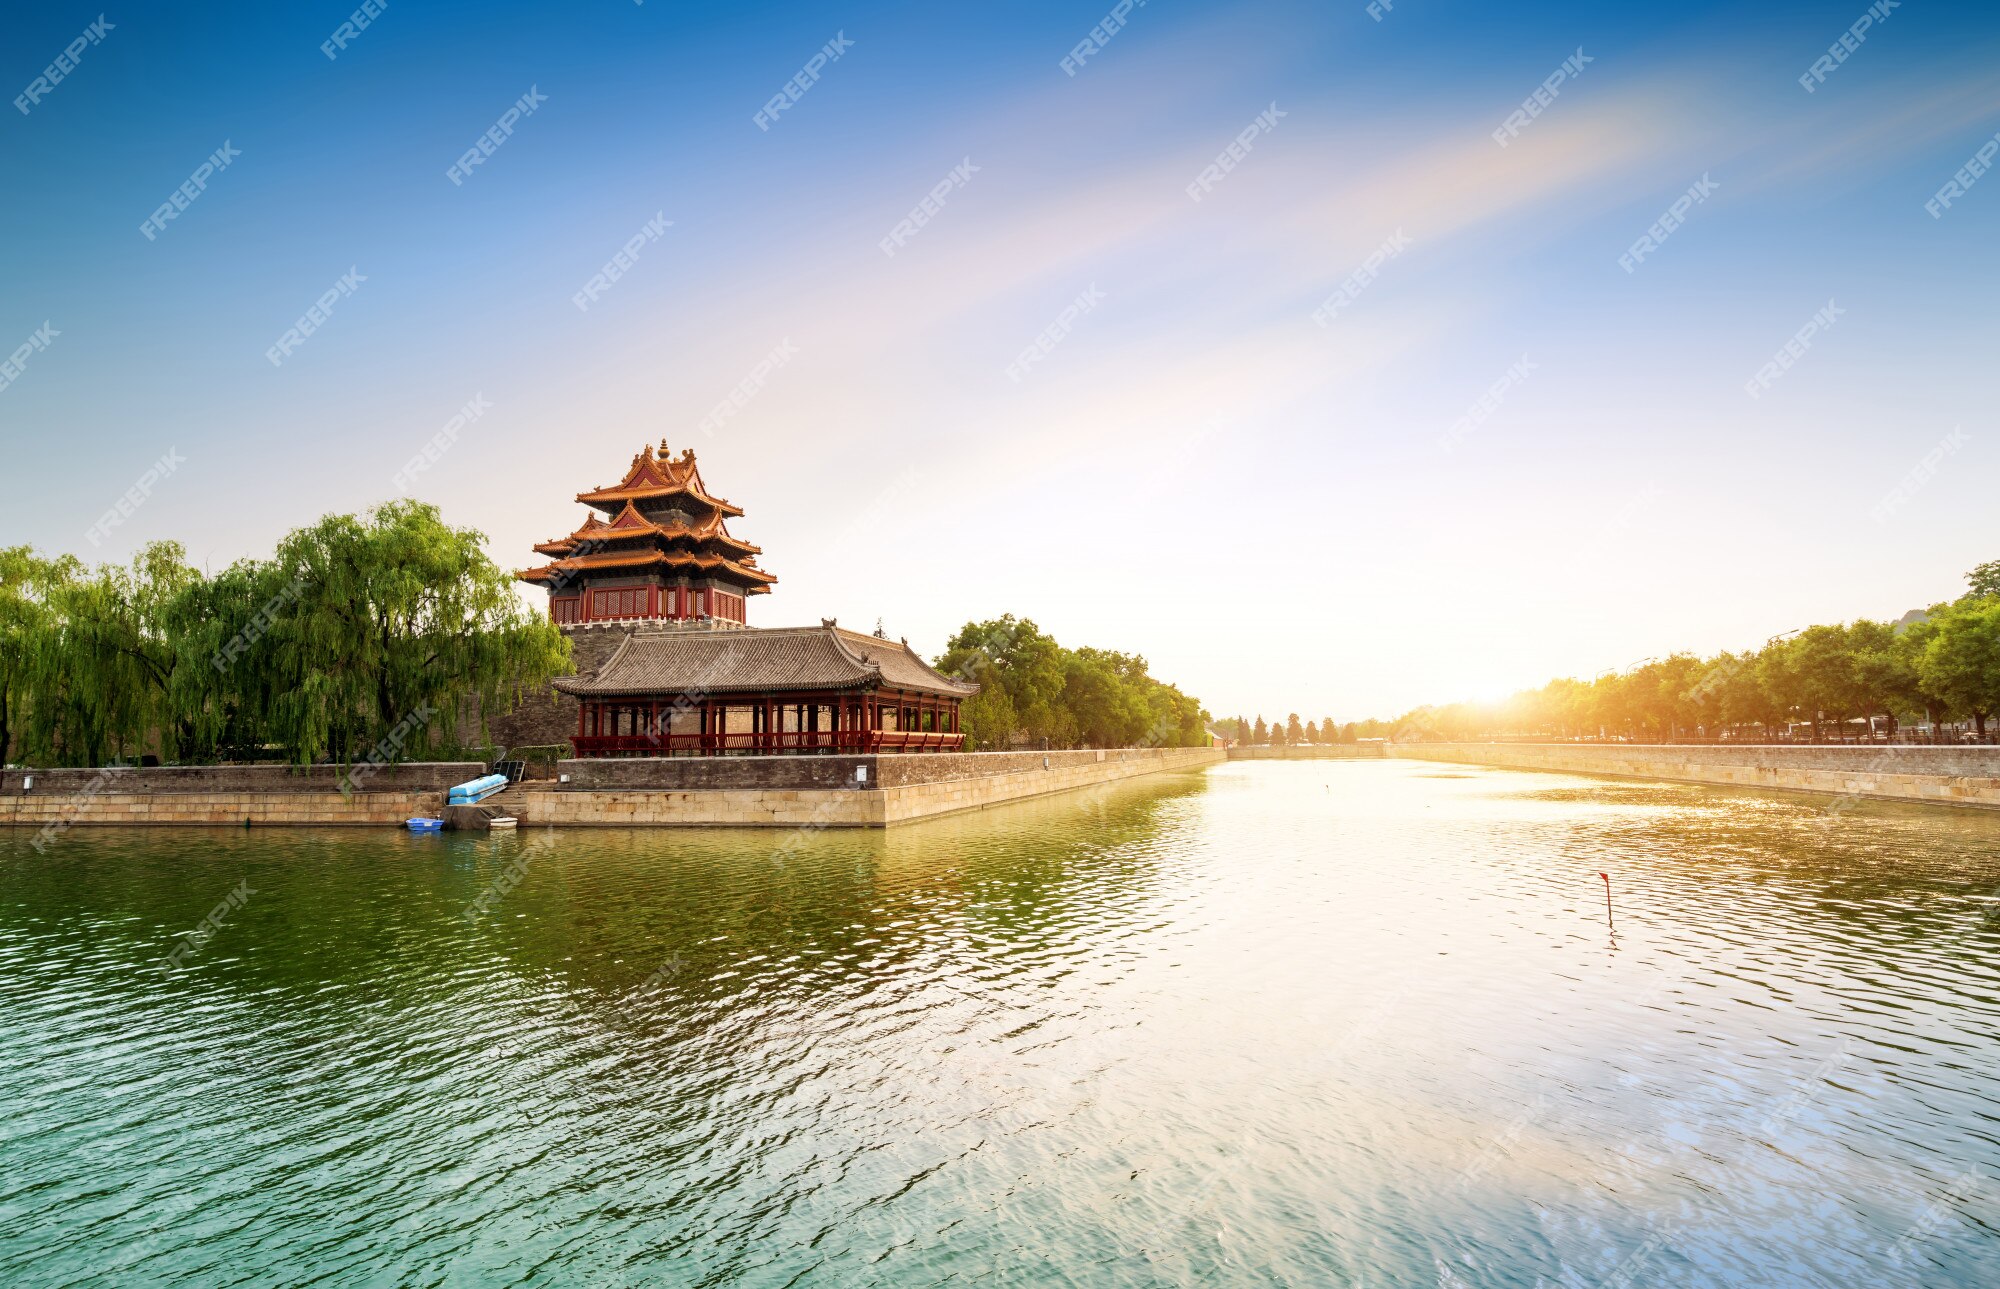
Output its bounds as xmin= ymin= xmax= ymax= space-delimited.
xmin=3 ymin=760 xmax=1998 ymax=1286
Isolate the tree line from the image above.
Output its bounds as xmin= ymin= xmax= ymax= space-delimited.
xmin=1212 ymin=715 xmax=1371 ymax=745
xmin=934 ymin=616 xmax=1212 ymax=750
xmin=1 ymin=501 xmax=571 ymax=768
xmin=1385 ymin=561 xmax=2000 ymax=743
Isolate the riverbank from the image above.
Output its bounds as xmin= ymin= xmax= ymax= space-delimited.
xmin=0 ymin=748 xmax=1225 ymax=831
xmin=1389 ymin=743 xmax=2000 ymax=810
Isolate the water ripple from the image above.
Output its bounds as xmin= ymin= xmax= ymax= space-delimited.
xmin=2 ymin=762 xmax=1999 ymax=1285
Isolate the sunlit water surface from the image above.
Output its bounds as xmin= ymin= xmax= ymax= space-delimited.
xmin=3 ymin=760 xmax=1999 ymax=1287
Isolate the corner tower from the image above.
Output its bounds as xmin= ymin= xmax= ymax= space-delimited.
xmin=518 ymin=441 xmax=776 ymax=626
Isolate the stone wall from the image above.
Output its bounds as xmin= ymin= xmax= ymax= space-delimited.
xmin=469 ymin=623 xmax=633 ymax=752
xmin=1 ymin=749 xmax=1224 ymax=830
xmin=878 ymin=747 xmax=1221 ymax=822
xmin=517 ymin=747 xmax=1225 ymax=828
xmin=1388 ymin=743 xmax=2000 ymax=810
xmin=0 ymin=762 xmax=485 ymax=832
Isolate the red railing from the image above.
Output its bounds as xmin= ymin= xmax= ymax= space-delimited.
xmin=570 ymin=730 xmax=963 ymax=757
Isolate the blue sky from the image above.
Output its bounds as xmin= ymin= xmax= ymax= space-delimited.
xmin=3 ymin=0 xmax=1997 ymax=720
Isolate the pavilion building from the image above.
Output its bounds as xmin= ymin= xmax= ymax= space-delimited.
xmin=517 ymin=442 xmax=975 ymax=756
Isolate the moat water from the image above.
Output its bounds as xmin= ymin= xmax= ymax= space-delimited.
xmin=3 ymin=760 xmax=1998 ymax=1286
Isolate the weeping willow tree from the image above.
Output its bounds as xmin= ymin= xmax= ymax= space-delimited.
xmin=15 ymin=543 xmax=196 ymax=767
xmin=1 ymin=547 xmax=80 ymax=765
xmin=249 ymin=500 xmax=572 ymax=765
xmin=7 ymin=501 xmax=570 ymax=768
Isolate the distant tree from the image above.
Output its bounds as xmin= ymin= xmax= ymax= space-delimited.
xmin=1966 ymin=560 xmax=2000 ymax=601
xmin=1286 ymin=713 xmax=1304 ymax=744
xmin=1304 ymin=720 xmax=1319 ymax=743
xmin=1252 ymin=715 xmax=1268 ymax=744
xmin=938 ymin=617 xmax=1207 ymax=749
xmin=1919 ymin=599 xmax=2000 ymax=737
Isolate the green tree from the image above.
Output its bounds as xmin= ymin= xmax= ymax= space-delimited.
xmin=1965 ymin=560 xmax=2000 ymax=600
xmin=1918 ymin=599 xmax=2000 ymax=737
xmin=0 ymin=547 xmax=78 ymax=765
xmin=20 ymin=542 xmax=198 ymax=766
xmin=937 ymin=615 xmax=1066 ymax=747
xmin=955 ymin=684 xmax=1020 ymax=752
xmin=257 ymin=501 xmax=570 ymax=765
xmin=1846 ymin=618 xmax=1921 ymax=733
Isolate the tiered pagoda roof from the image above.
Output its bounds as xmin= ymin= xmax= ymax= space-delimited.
xmin=553 ymin=622 xmax=979 ymax=698
xmin=518 ymin=441 xmax=776 ymax=595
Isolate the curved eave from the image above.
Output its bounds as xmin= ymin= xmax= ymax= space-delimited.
xmin=549 ymin=520 xmax=762 ymax=556
xmin=517 ymin=551 xmax=778 ymax=587
xmin=575 ymin=485 xmax=745 ymax=517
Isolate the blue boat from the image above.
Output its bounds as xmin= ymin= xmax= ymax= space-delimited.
xmin=446 ymin=774 xmax=509 ymax=805
xmin=406 ymin=817 xmax=444 ymax=832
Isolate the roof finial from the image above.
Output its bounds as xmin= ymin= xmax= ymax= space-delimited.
xmin=658 ymin=437 xmax=669 ymax=457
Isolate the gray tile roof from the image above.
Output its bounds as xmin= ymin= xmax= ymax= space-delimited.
xmin=553 ymin=623 xmax=978 ymax=698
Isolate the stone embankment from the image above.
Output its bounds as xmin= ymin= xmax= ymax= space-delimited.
xmin=518 ymin=747 xmax=1225 ymax=827
xmin=1388 ymin=743 xmax=2000 ymax=811
xmin=2 ymin=749 xmax=1225 ymax=831
xmin=0 ymin=764 xmax=484 ymax=831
